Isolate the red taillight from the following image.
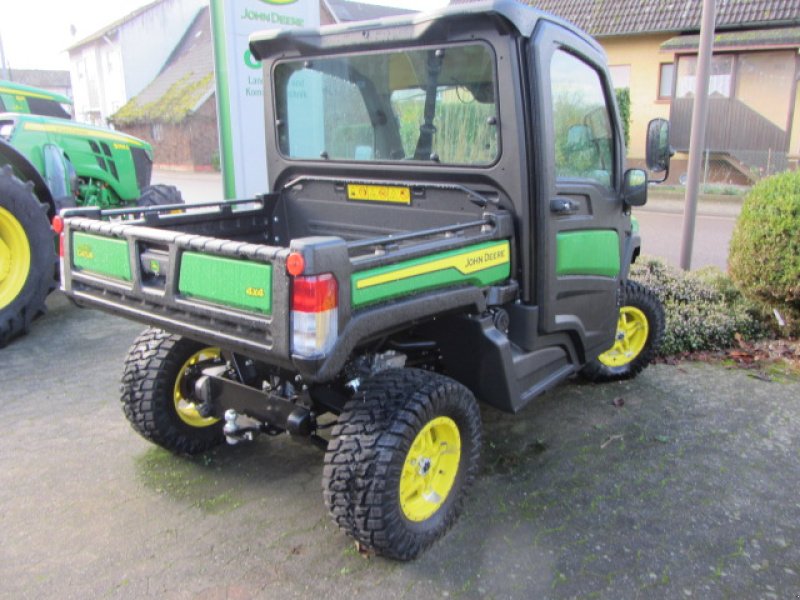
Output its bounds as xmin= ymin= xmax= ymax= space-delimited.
xmin=51 ymin=216 xmax=65 ymax=258
xmin=292 ymin=274 xmax=338 ymax=312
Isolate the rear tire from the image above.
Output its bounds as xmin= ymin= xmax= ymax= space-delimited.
xmin=120 ymin=327 xmax=225 ymax=455
xmin=323 ymin=369 xmax=481 ymax=560
xmin=0 ymin=167 xmax=56 ymax=347
xmin=580 ymin=280 xmax=664 ymax=382
xmin=137 ymin=184 xmax=183 ymax=208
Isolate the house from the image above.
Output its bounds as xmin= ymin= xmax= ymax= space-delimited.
xmin=66 ymin=0 xmax=206 ymax=126
xmin=110 ymin=0 xmax=415 ymax=170
xmin=523 ymin=0 xmax=800 ymax=183
xmin=110 ymin=6 xmax=217 ymax=170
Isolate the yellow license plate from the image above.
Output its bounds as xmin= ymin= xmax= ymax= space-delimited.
xmin=346 ymin=184 xmax=411 ymax=205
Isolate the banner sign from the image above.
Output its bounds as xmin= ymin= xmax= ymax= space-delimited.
xmin=210 ymin=0 xmax=320 ymax=198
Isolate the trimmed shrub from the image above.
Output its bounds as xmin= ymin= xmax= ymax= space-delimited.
xmin=631 ymin=257 xmax=766 ymax=356
xmin=728 ymin=170 xmax=800 ymax=334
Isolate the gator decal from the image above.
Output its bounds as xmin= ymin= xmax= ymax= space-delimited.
xmin=72 ymin=233 xmax=132 ymax=281
xmin=179 ymin=252 xmax=272 ymax=314
xmin=556 ymin=230 xmax=620 ymax=278
xmin=347 ymin=184 xmax=411 ymax=205
xmin=22 ymin=122 xmax=148 ymax=147
xmin=352 ymin=240 xmax=510 ymax=307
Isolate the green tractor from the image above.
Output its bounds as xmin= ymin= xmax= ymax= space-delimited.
xmin=0 ymin=80 xmax=181 ymax=345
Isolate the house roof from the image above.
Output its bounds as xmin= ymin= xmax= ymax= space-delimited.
xmin=325 ymin=0 xmax=416 ymax=22
xmin=3 ymin=69 xmax=71 ymax=91
xmin=111 ymin=6 xmax=213 ymax=125
xmin=67 ymin=0 xmax=163 ymax=51
xmin=451 ymin=0 xmax=800 ymax=36
xmin=662 ymin=25 xmax=800 ymax=52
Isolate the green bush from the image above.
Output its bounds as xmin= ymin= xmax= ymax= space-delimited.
xmin=614 ymin=87 xmax=630 ymax=152
xmin=728 ymin=170 xmax=800 ymax=334
xmin=630 ymin=257 xmax=766 ymax=355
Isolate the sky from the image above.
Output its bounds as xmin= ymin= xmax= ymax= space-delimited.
xmin=0 ymin=0 xmax=449 ymax=72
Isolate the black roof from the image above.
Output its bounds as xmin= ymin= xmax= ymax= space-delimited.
xmin=251 ymin=0 xmax=601 ymax=60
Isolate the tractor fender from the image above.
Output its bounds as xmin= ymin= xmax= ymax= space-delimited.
xmin=0 ymin=138 xmax=57 ymax=218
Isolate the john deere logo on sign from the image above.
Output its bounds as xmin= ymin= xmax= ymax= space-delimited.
xmin=258 ymin=0 xmax=298 ymax=5
xmin=76 ymin=244 xmax=94 ymax=260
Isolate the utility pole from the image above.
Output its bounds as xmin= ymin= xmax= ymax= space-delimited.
xmin=0 ymin=30 xmax=10 ymax=80
xmin=680 ymin=0 xmax=716 ymax=270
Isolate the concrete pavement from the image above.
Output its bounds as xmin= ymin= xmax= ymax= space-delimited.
xmin=1 ymin=293 xmax=798 ymax=599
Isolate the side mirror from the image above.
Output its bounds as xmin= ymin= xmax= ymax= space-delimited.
xmin=646 ymin=118 xmax=672 ymax=174
xmin=622 ymin=168 xmax=648 ymax=207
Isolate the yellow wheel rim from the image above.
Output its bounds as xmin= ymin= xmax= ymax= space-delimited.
xmin=598 ymin=306 xmax=649 ymax=367
xmin=173 ymin=347 xmax=222 ymax=427
xmin=399 ymin=416 xmax=461 ymax=522
xmin=0 ymin=207 xmax=31 ymax=309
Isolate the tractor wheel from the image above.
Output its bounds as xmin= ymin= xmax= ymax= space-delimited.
xmin=580 ymin=280 xmax=665 ymax=382
xmin=323 ymin=368 xmax=481 ymax=560
xmin=137 ymin=184 xmax=183 ymax=208
xmin=0 ymin=166 xmax=56 ymax=347
xmin=120 ymin=327 xmax=225 ymax=455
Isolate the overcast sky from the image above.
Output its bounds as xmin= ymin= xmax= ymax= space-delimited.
xmin=1 ymin=0 xmax=447 ymax=72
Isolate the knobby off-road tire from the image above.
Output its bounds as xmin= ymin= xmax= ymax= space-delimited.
xmin=0 ymin=166 xmax=56 ymax=347
xmin=580 ymin=280 xmax=665 ymax=382
xmin=121 ymin=327 xmax=225 ymax=455
xmin=323 ymin=368 xmax=481 ymax=560
xmin=137 ymin=184 xmax=183 ymax=208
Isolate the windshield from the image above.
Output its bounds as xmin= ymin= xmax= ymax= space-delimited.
xmin=273 ymin=43 xmax=499 ymax=165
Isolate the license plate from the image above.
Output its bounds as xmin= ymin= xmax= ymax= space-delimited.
xmin=346 ymin=184 xmax=411 ymax=205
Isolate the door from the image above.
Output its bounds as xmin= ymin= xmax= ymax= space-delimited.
xmin=530 ymin=21 xmax=629 ymax=358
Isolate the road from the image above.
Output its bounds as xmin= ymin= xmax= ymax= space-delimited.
xmin=152 ymin=170 xmax=740 ymax=271
xmin=1 ymin=293 xmax=798 ymax=599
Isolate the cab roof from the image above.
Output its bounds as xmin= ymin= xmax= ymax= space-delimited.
xmin=250 ymin=0 xmax=602 ymax=60
xmin=0 ymin=80 xmax=72 ymax=105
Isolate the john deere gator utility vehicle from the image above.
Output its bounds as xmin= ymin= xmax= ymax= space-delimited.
xmin=59 ymin=0 xmax=672 ymax=559
xmin=0 ymin=79 xmax=180 ymax=345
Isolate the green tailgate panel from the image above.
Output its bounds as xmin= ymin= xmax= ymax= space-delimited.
xmin=179 ymin=252 xmax=272 ymax=314
xmin=556 ymin=230 xmax=620 ymax=278
xmin=72 ymin=232 xmax=132 ymax=281
xmin=352 ymin=240 xmax=511 ymax=308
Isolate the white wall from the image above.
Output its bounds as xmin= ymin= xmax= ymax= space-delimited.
xmin=119 ymin=0 xmax=207 ymax=99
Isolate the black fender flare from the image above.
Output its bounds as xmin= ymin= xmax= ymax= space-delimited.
xmin=0 ymin=138 xmax=56 ymax=218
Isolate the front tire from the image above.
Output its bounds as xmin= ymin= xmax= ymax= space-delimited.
xmin=580 ymin=280 xmax=665 ymax=382
xmin=322 ymin=369 xmax=481 ymax=560
xmin=120 ymin=327 xmax=225 ymax=455
xmin=0 ymin=167 xmax=56 ymax=347
xmin=137 ymin=184 xmax=183 ymax=208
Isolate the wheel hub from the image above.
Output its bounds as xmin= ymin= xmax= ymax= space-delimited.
xmin=598 ymin=306 xmax=649 ymax=367
xmin=173 ymin=347 xmax=223 ymax=427
xmin=399 ymin=416 xmax=461 ymax=522
xmin=0 ymin=207 xmax=31 ymax=309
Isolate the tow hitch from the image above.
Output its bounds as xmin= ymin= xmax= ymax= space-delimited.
xmin=193 ymin=366 xmax=315 ymax=444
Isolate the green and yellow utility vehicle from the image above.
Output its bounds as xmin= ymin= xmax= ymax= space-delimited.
xmin=0 ymin=80 xmax=180 ymax=345
xmin=59 ymin=1 xmax=671 ymax=559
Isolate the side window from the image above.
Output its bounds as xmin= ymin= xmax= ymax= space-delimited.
xmin=550 ymin=49 xmax=615 ymax=187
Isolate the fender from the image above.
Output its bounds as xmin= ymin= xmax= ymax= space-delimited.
xmin=0 ymin=137 xmax=56 ymax=217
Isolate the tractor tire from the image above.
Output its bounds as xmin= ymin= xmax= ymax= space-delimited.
xmin=323 ymin=368 xmax=481 ymax=560
xmin=0 ymin=166 xmax=56 ymax=347
xmin=120 ymin=327 xmax=225 ymax=455
xmin=137 ymin=184 xmax=183 ymax=208
xmin=580 ymin=280 xmax=665 ymax=383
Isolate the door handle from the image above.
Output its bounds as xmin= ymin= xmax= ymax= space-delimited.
xmin=550 ymin=198 xmax=579 ymax=215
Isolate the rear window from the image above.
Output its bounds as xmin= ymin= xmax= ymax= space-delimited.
xmin=26 ymin=97 xmax=72 ymax=119
xmin=273 ymin=43 xmax=499 ymax=166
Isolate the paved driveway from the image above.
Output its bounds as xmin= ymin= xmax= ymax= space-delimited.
xmin=1 ymin=294 xmax=798 ymax=599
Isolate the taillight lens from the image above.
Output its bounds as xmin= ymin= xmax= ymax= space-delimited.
xmin=291 ymin=274 xmax=338 ymax=358
xmin=51 ymin=215 xmax=65 ymax=258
